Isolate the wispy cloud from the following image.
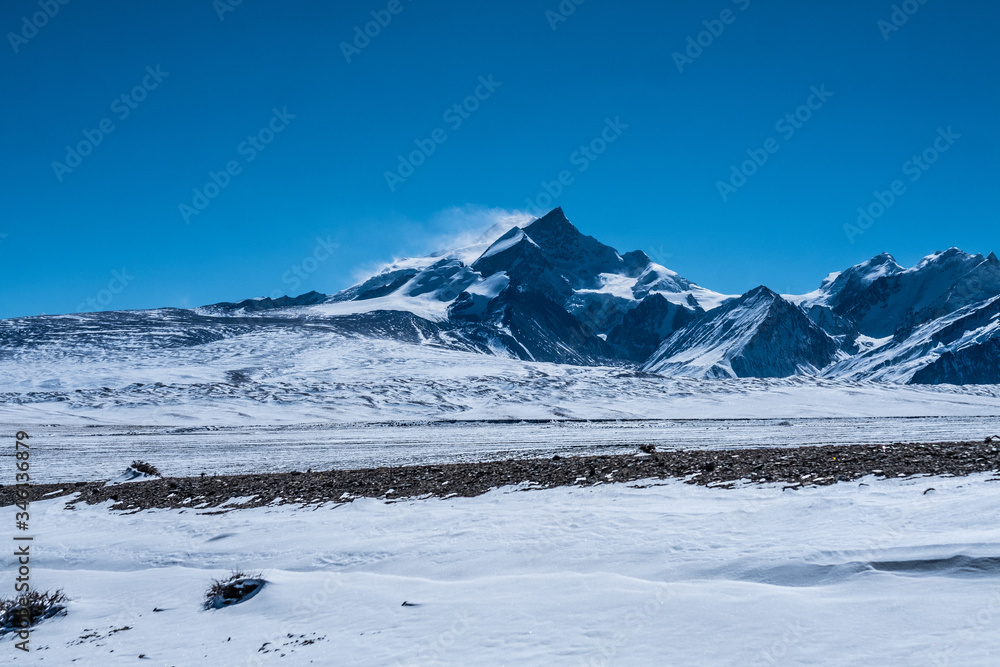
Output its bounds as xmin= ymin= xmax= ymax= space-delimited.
xmin=350 ymin=205 xmax=536 ymax=283
xmin=426 ymin=206 xmax=535 ymax=262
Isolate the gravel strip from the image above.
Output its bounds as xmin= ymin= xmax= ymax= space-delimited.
xmin=3 ymin=440 xmax=999 ymax=512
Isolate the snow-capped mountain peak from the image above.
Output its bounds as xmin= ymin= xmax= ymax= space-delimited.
xmin=642 ymin=285 xmax=838 ymax=379
xmin=197 ymin=215 xmax=1000 ymax=382
xmin=476 ymin=226 xmax=539 ymax=261
xmin=7 ymin=208 xmax=1000 ymax=385
xmin=795 ymin=252 xmax=904 ymax=310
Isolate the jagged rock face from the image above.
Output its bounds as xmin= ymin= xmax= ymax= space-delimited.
xmin=206 ymin=291 xmax=328 ymax=313
xmin=729 ymin=295 xmax=839 ymax=378
xmin=631 ymin=266 xmax=698 ymax=300
xmin=448 ymin=285 xmax=501 ymax=324
xmin=401 ymin=259 xmax=480 ymax=302
xmin=471 ymin=227 xmax=574 ymax=304
xmin=330 ymin=257 xmax=480 ymax=304
xmin=332 ymin=269 xmax=421 ymax=302
xmin=451 ymin=283 xmax=613 ymax=364
xmin=824 ymin=295 xmax=1000 ymax=384
xmin=802 ymin=305 xmax=858 ymax=341
xmin=910 ymin=337 xmax=1000 ymax=385
xmin=831 ymin=249 xmax=994 ymax=337
xmin=519 ymin=208 xmax=626 ymax=289
xmin=915 ymin=251 xmax=1000 ymax=324
xmin=564 ymin=291 xmax=633 ymax=338
xmin=643 ymin=287 xmax=838 ymax=379
xmin=606 ymin=294 xmax=703 ymax=362
xmin=821 ymin=253 xmax=905 ymax=311
xmin=487 ymin=287 xmax=614 ymax=365
xmin=460 ymin=208 xmax=716 ymax=355
xmin=319 ymin=208 xmax=723 ymax=367
xmin=621 ymin=250 xmax=653 ymax=278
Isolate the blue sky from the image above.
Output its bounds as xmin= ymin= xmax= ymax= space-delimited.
xmin=2 ymin=0 xmax=997 ymax=318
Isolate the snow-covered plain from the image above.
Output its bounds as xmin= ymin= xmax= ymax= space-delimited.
xmin=5 ymin=416 xmax=1000 ymax=485
xmin=3 ymin=328 xmax=1000 ymax=427
xmin=4 ymin=308 xmax=1000 ymax=664
xmin=4 ymin=329 xmax=1000 ymax=483
xmin=5 ymin=474 xmax=1000 ymax=665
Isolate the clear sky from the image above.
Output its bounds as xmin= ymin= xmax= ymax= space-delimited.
xmin=2 ymin=0 xmax=997 ymax=318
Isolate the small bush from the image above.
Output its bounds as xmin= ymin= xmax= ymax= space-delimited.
xmin=0 ymin=590 xmax=68 ymax=636
xmin=205 ymin=571 xmax=265 ymax=610
xmin=130 ymin=460 xmax=161 ymax=476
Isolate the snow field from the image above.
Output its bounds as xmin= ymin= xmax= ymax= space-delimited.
xmin=4 ymin=473 xmax=1000 ymax=665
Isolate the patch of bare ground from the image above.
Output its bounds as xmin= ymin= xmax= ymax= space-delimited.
xmin=2 ymin=440 xmax=998 ymax=512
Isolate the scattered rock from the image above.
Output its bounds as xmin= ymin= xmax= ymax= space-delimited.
xmin=130 ymin=460 xmax=161 ymax=476
xmin=4 ymin=441 xmax=999 ymax=512
xmin=105 ymin=463 xmax=161 ymax=486
xmin=204 ymin=572 xmax=265 ymax=610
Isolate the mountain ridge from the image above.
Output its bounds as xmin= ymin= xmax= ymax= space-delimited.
xmin=5 ymin=208 xmax=999 ymax=385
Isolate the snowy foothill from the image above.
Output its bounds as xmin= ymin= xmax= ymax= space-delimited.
xmin=4 ymin=319 xmax=1000 ymax=483
xmin=3 ymin=326 xmax=1000 ymax=429
xmin=4 ymin=473 xmax=1000 ymax=664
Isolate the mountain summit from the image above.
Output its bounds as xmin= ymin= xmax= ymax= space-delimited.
xmin=644 ymin=286 xmax=838 ymax=378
